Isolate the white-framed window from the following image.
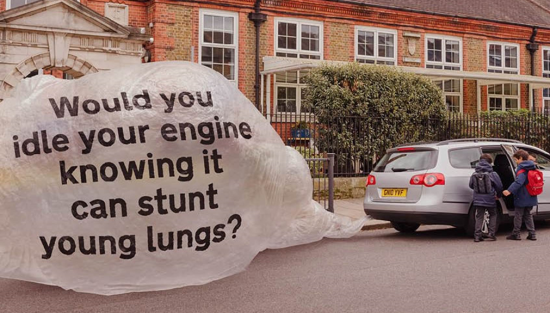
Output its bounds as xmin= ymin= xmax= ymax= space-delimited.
xmin=7 ymin=0 xmax=40 ymax=9
xmin=274 ymin=18 xmax=321 ymax=115
xmin=199 ymin=9 xmax=238 ymax=83
xmin=354 ymin=26 xmax=397 ymax=65
xmin=487 ymin=42 xmax=520 ymax=111
xmin=543 ymin=47 xmax=550 ymax=115
xmin=274 ymin=18 xmax=323 ymax=60
xmin=425 ymin=35 xmax=463 ymax=112
xmin=274 ymin=70 xmax=311 ymax=114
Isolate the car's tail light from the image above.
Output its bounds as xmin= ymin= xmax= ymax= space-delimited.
xmin=410 ymin=174 xmax=424 ymax=185
xmin=366 ymin=174 xmax=376 ymax=187
xmin=410 ymin=173 xmax=445 ymax=187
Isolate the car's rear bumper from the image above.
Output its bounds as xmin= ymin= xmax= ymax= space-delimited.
xmin=364 ymin=209 xmax=468 ymax=227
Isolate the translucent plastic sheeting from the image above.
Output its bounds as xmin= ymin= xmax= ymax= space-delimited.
xmin=0 ymin=62 xmax=364 ymax=295
xmin=267 ymin=148 xmax=367 ymax=249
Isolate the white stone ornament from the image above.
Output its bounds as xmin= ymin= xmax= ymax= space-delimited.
xmin=0 ymin=62 xmax=364 ymax=295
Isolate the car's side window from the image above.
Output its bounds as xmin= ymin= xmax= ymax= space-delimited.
xmin=523 ymin=149 xmax=550 ymax=170
xmin=449 ymin=147 xmax=482 ymax=169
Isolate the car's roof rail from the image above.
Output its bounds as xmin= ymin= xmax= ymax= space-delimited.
xmin=396 ymin=141 xmax=438 ymax=147
xmin=436 ymin=138 xmax=522 ymax=146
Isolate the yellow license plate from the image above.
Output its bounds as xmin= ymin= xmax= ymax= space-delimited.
xmin=381 ymin=189 xmax=407 ymax=197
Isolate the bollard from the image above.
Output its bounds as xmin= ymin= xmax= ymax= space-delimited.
xmin=328 ymin=153 xmax=335 ymax=213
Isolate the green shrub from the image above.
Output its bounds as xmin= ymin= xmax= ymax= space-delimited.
xmin=302 ymin=63 xmax=446 ymax=171
xmin=446 ymin=110 xmax=550 ymax=151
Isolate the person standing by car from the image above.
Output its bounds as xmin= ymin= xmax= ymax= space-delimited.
xmin=469 ymin=154 xmax=503 ymax=242
xmin=503 ymin=150 xmax=538 ymax=241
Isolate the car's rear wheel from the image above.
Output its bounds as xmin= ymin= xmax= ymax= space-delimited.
xmin=391 ymin=222 xmax=420 ymax=233
xmin=465 ymin=206 xmax=502 ymax=237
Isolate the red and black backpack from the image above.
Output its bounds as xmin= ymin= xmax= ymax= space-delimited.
xmin=517 ymin=169 xmax=544 ymax=196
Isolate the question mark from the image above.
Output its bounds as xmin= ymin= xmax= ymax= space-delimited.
xmin=227 ymin=214 xmax=242 ymax=239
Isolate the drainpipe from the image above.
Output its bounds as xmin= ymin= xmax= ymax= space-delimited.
xmin=527 ymin=27 xmax=539 ymax=112
xmin=248 ymin=1 xmax=267 ymax=110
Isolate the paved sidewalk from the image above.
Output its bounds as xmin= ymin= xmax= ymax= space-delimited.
xmin=333 ymin=197 xmax=392 ymax=231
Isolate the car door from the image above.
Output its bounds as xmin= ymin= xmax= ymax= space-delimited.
xmin=442 ymin=147 xmax=482 ymax=206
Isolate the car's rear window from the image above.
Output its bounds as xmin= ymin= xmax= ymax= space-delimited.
xmin=374 ymin=150 xmax=437 ymax=172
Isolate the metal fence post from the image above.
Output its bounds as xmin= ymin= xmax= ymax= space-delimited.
xmin=328 ymin=153 xmax=335 ymax=213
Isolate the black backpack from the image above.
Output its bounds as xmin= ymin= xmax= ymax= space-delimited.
xmin=472 ymin=172 xmax=494 ymax=194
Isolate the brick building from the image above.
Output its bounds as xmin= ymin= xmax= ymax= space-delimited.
xmin=4 ymin=0 xmax=550 ymax=115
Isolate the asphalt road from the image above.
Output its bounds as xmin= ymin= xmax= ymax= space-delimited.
xmin=3 ymin=223 xmax=550 ymax=313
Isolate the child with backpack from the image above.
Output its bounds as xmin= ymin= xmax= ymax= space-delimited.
xmin=469 ymin=154 xmax=503 ymax=242
xmin=503 ymin=149 xmax=543 ymax=241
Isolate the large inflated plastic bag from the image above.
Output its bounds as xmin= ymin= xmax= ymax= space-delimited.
xmin=0 ymin=61 xmax=364 ymax=295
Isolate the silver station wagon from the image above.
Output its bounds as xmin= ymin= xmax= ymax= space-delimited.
xmin=363 ymin=139 xmax=550 ymax=235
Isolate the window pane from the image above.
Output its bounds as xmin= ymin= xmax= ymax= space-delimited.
xmin=358 ymin=31 xmax=374 ymax=56
xmin=446 ymin=95 xmax=461 ymax=112
xmin=505 ymin=46 xmax=517 ymax=58
xmin=489 ymin=84 xmax=503 ymax=95
xmin=288 ymin=23 xmax=297 ymax=37
xmin=443 ymin=80 xmax=460 ymax=92
xmin=545 ymin=50 xmax=550 ymax=71
xmin=503 ymin=83 xmax=518 ymax=96
xmin=277 ymin=100 xmax=287 ymax=113
xmin=311 ymin=39 xmax=319 ymax=52
xmin=278 ymin=36 xmax=286 ymax=49
xmin=445 ymin=40 xmax=460 ymax=64
xmin=224 ymin=17 xmax=233 ymax=32
xmin=288 ymin=37 xmax=297 ymax=50
xmin=204 ymin=15 xmax=213 ymax=29
xmin=213 ymin=16 xmax=223 ymax=31
xmin=213 ymin=64 xmax=223 ymax=75
xmin=378 ymin=45 xmax=386 ymax=59
xmin=302 ymin=25 xmax=310 ymax=39
xmin=201 ymin=47 xmax=212 ymax=62
xmin=489 ymin=44 xmax=502 ymax=67
xmin=223 ymin=65 xmax=234 ymax=80
xmin=223 ymin=48 xmax=234 ymax=64
xmin=427 ymin=38 xmax=442 ymax=62
xmin=277 ymin=87 xmax=286 ymax=98
xmin=378 ymin=33 xmax=394 ymax=58
xmin=213 ymin=31 xmax=224 ymax=44
xmin=301 ymin=38 xmax=309 ymax=51
xmin=511 ymin=83 xmax=518 ymax=95
xmin=203 ymin=31 xmax=213 ymax=43
xmin=428 ymin=38 xmax=436 ymax=50
xmin=489 ymin=97 xmax=502 ymax=111
xmin=287 ymin=71 xmax=298 ymax=83
xmin=505 ymin=46 xmax=518 ymax=69
xmin=505 ymin=98 xmax=518 ymax=111
xmin=213 ymin=47 xmax=223 ymax=63
xmin=224 ymin=32 xmax=233 ymax=45
xmin=358 ymin=43 xmax=366 ymax=56
xmin=277 ymin=86 xmax=298 ymax=113
xmin=386 ymin=46 xmax=394 ymax=59
xmin=278 ymin=22 xmax=287 ymax=36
